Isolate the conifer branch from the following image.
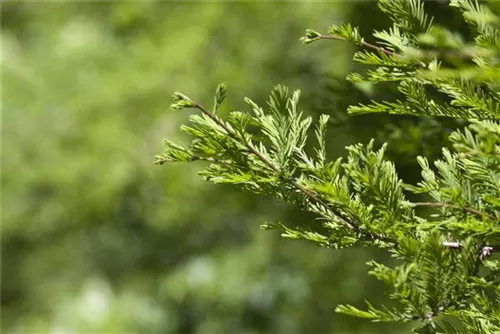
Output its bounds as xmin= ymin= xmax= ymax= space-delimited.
xmin=317 ymin=33 xmax=395 ymax=56
xmin=463 ymin=149 xmax=500 ymax=157
xmin=162 ymin=1 xmax=500 ymax=330
xmin=443 ymin=241 xmax=500 ymax=254
xmin=186 ymin=99 xmax=392 ymax=244
xmin=410 ymin=202 xmax=497 ymax=221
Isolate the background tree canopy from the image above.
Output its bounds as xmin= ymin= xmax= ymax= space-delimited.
xmin=2 ymin=2 xmax=483 ymax=333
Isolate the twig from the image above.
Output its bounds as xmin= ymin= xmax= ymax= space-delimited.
xmin=191 ymin=101 xmax=392 ymax=244
xmin=443 ymin=241 xmax=500 ymax=259
xmin=410 ymin=202 xmax=497 ymax=221
xmin=318 ymin=34 xmax=395 ymax=56
xmin=462 ymin=149 xmax=500 ymax=157
xmin=443 ymin=241 xmax=500 ymax=252
xmin=315 ymin=34 xmax=427 ymax=69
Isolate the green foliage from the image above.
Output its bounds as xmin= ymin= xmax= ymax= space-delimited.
xmin=450 ymin=0 xmax=500 ymax=49
xmin=328 ymin=23 xmax=363 ymax=44
xmin=8 ymin=2 xmax=414 ymax=333
xmin=159 ymin=1 xmax=500 ymax=333
xmin=303 ymin=0 xmax=500 ymax=119
xmin=377 ymin=0 xmax=433 ymax=38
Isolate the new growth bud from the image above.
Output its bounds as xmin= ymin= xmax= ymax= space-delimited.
xmin=171 ymin=92 xmax=196 ymax=110
xmin=300 ymin=29 xmax=321 ymax=44
xmin=213 ymin=82 xmax=227 ymax=112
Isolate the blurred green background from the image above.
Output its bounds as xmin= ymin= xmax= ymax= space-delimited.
xmin=2 ymin=1 xmax=463 ymax=333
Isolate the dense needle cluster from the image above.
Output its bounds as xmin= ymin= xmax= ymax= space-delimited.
xmin=156 ymin=1 xmax=500 ymax=332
